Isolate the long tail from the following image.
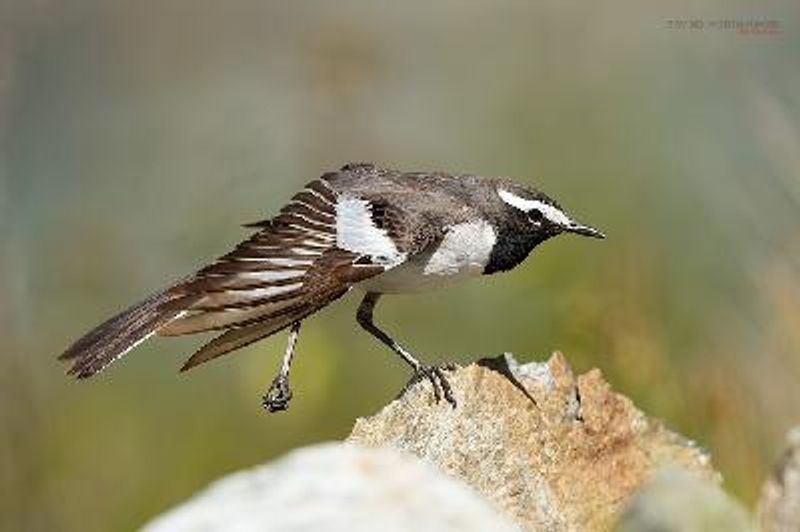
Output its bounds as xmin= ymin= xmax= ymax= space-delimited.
xmin=58 ymin=287 xmax=199 ymax=379
xmin=178 ymin=307 xmax=310 ymax=372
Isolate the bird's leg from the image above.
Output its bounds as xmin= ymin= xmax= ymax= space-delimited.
xmin=262 ymin=321 xmax=301 ymax=412
xmin=356 ymin=292 xmax=457 ymax=407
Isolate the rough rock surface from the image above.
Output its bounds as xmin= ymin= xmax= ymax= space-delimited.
xmin=759 ymin=426 xmax=800 ymax=532
xmin=348 ymin=352 xmax=718 ymax=531
xmin=143 ymin=443 xmax=519 ymax=532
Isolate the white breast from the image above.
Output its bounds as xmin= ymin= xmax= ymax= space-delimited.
xmin=359 ymin=220 xmax=497 ymax=294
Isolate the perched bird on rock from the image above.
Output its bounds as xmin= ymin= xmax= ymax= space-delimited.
xmin=60 ymin=163 xmax=604 ymax=411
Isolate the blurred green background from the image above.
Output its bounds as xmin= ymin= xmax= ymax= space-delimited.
xmin=2 ymin=1 xmax=799 ymax=530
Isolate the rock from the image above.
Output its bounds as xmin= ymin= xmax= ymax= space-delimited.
xmin=142 ymin=443 xmax=519 ymax=532
xmin=615 ymin=468 xmax=753 ymax=532
xmin=143 ymin=352 xmax=724 ymax=532
xmin=348 ymin=352 xmax=719 ymax=531
xmin=759 ymin=426 xmax=800 ymax=532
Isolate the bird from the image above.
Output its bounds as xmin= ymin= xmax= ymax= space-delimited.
xmin=59 ymin=162 xmax=604 ymax=412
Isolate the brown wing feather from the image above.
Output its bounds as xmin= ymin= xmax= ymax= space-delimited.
xmin=178 ymin=307 xmax=313 ymax=372
xmin=177 ymin=248 xmax=384 ymax=371
xmin=158 ymin=178 xmax=343 ymax=337
xmin=59 ymin=175 xmax=389 ymax=377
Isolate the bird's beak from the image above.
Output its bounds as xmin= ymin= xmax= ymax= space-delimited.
xmin=564 ymin=220 xmax=605 ymax=239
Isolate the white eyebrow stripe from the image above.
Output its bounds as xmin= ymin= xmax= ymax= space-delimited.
xmin=498 ymin=188 xmax=572 ymax=226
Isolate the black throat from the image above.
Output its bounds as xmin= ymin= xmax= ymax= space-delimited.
xmin=483 ymin=222 xmax=552 ymax=275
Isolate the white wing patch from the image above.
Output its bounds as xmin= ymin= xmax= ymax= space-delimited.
xmin=498 ymin=188 xmax=572 ymax=226
xmin=335 ymin=196 xmax=406 ymax=266
xmin=424 ymin=220 xmax=496 ymax=276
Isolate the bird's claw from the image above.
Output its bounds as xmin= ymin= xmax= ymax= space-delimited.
xmin=401 ymin=364 xmax=458 ymax=408
xmin=262 ymin=375 xmax=292 ymax=413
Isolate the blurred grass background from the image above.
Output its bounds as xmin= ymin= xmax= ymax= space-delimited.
xmin=1 ymin=1 xmax=799 ymax=530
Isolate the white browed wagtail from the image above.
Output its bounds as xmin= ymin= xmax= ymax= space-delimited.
xmin=60 ymin=163 xmax=604 ymax=411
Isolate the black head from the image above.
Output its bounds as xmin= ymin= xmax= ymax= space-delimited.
xmin=484 ymin=182 xmax=604 ymax=274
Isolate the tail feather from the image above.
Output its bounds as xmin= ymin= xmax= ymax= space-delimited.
xmin=179 ymin=307 xmax=309 ymax=372
xmin=60 ymin=289 xmax=199 ymax=379
xmin=157 ymin=296 xmax=304 ymax=336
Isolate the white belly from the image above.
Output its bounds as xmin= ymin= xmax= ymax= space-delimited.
xmin=358 ymin=220 xmax=497 ymax=294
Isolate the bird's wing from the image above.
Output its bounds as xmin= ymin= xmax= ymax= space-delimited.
xmin=172 ymin=245 xmax=384 ymax=371
xmin=60 ymin=176 xmax=402 ymax=377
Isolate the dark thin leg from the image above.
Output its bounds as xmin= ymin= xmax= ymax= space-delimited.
xmin=356 ymin=292 xmax=457 ymax=407
xmin=262 ymin=321 xmax=301 ymax=412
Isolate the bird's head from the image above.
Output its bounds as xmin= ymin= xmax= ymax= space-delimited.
xmin=496 ymin=184 xmax=605 ymax=240
xmin=483 ymin=181 xmax=605 ymax=274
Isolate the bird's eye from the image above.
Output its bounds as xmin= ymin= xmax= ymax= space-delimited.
xmin=528 ymin=210 xmax=544 ymax=224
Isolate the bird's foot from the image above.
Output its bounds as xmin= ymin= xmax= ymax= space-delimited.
xmin=262 ymin=375 xmax=292 ymax=413
xmin=401 ymin=363 xmax=458 ymax=408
